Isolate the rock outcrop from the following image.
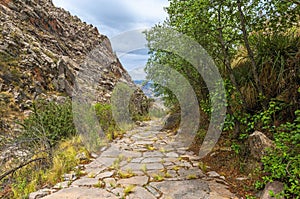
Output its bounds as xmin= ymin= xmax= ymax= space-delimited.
xmin=0 ymin=0 xmax=146 ymax=135
xmin=260 ymin=181 xmax=284 ymax=199
xmin=248 ymin=131 xmax=274 ymax=160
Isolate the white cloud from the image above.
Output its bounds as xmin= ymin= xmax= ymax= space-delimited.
xmin=52 ymin=0 xmax=168 ymax=37
xmin=122 ymin=0 xmax=169 ymax=25
xmin=111 ymin=29 xmax=147 ymax=54
xmin=129 ymin=66 xmax=147 ymax=80
xmin=118 ymin=51 xmax=149 ymax=71
xmin=52 ymin=0 xmax=168 ymax=80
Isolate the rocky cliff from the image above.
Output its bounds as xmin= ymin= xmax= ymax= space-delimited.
xmin=0 ymin=0 xmax=147 ymax=135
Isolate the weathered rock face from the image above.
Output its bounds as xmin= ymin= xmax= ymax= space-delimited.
xmin=0 ymin=0 xmax=145 ymax=134
xmin=260 ymin=181 xmax=284 ymax=199
xmin=248 ymin=131 xmax=274 ymax=160
xmin=130 ymin=88 xmax=149 ymax=120
xmin=163 ymin=112 xmax=181 ymax=130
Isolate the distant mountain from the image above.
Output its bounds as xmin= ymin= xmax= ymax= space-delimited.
xmin=134 ymin=80 xmax=156 ymax=98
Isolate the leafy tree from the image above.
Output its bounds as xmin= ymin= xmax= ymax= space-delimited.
xmin=147 ymin=0 xmax=299 ymax=108
xmin=145 ymin=0 xmax=300 ymax=196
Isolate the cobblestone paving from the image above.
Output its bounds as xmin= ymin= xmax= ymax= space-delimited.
xmin=41 ymin=120 xmax=237 ymax=199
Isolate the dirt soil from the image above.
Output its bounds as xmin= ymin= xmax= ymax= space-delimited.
xmin=189 ymin=135 xmax=262 ymax=198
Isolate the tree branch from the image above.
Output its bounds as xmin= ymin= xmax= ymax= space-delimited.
xmin=0 ymin=157 xmax=46 ymax=181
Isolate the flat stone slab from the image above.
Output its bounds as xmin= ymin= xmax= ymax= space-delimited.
xmin=131 ymin=157 xmax=144 ymax=163
xmin=100 ymin=148 xmax=142 ymax=159
xmin=144 ymin=163 xmax=164 ymax=170
xmin=143 ymin=151 xmax=164 ymax=157
xmin=42 ymin=187 xmax=117 ymax=199
xmin=128 ymin=186 xmax=156 ymax=199
xmin=144 ymin=185 xmax=161 ymax=198
xmin=111 ymin=187 xmax=124 ymax=198
xmin=93 ymin=157 xmax=116 ymax=167
xmin=178 ymin=168 xmax=205 ymax=179
xmin=165 ymin=152 xmax=179 ymax=158
xmin=150 ymin=180 xmax=210 ymax=199
xmin=96 ymin=171 xmax=115 ymax=179
xmin=85 ymin=167 xmax=106 ymax=176
xmin=207 ymin=171 xmax=221 ymax=178
xmin=208 ymin=181 xmax=237 ymax=199
xmin=163 ymin=157 xmax=179 ymax=163
xmin=103 ymin=178 xmax=117 ymax=189
xmin=29 ymin=189 xmax=55 ymax=199
xmin=118 ymin=176 xmax=148 ymax=186
xmin=135 ymin=141 xmax=155 ymax=145
xmin=71 ymin=178 xmax=99 ymax=187
xmin=121 ymin=150 xmax=143 ymax=158
xmin=53 ymin=181 xmax=69 ymax=189
xmin=141 ymin=157 xmax=162 ymax=163
xmin=100 ymin=147 xmax=123 ymax=157
xmin=122 ymin=163 xmax=145 ymax=171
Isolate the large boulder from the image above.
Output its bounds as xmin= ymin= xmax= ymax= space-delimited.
xmin=130 ymin=88 xmax=149 ymax=120
xmin=163 ymin=112 xmax=181 ymax=130
xmin=260 ymin=181 xmax=284 ymax=199
xmin=248 ymin=131 xmax=274 ymax=160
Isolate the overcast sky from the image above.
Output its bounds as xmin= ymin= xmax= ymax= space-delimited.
xmin=52 ymin=0 xmax=169 ymax=80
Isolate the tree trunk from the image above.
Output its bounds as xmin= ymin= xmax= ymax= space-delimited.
xmin=237 ymin=0 xmax=266 ymax=109
xmin=217 ymin=5 xmax=247 ymax=110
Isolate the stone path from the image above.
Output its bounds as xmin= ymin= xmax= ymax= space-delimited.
xmin=37 ymin=120 xmax=237 ymax=199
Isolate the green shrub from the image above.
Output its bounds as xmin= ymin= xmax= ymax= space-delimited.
xmin=94 ymin=103 xmax=118 ymax=140
xmin=223 ymin=98 xmax=287 ymax=140
xmin=0 ymin=51 xmax=19 ymax=70
xmin=20 ymin=99 xmax=76 ymax=149
xmin=94 ymin=103 xmax=115 ymax=132
xmin=261 ymin=109 xmax=300 ymax=198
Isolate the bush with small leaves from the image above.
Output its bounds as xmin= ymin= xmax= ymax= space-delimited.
xmin=260 ymin=109 xmax=300 ymax=198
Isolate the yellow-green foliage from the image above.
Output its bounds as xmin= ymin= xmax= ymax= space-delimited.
xmin=141 ymin=164 xmax=147 ymax=173
xmin=198 ymin=161 xmax=207 ymax=172
xmin=109 ymin=155 xmax=125 ymax=170
xmin=152 ymin=174 xmax=164 ymax=182
xmin=10 ymin=135 xmax=88 ymax=199
xmin=159 ymin=147 xmax=166 ymax=153
xmin=187 ymin=174 xmax=197 ymax=179
xmin=93 ymin=181 xmax=105 ymax=188
xmin=123 ymin=185 xmax=135 ymax=196
xmin=146 ymin=145 xmax=156 ymax=151
xmin=11 ymin=169 xmax=44 ymax=199
xmin=164 ymin=172 xmax=172 ymax=178
xmin=94 ymin=103 xmax=116 ymax=133
xmin=117 ymin=169 xmax=135 ymax=179
xmin=94 ymin=103 xmax=128 ymax=140
xmin=172 ymin=166 xmax=180 ymax=171
xmin=45 ymin=136 xmax=88 ymax=184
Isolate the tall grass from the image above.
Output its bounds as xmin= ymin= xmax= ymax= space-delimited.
xmin=1 ymin=99 xmax=128 ymax=198
xmin=233 ymin=31 xmax=300 ymax=111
